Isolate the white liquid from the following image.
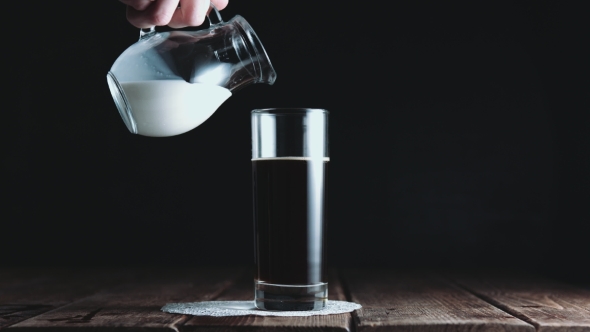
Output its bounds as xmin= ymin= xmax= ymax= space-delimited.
xmin=121 ymin=80 xmax=232 ymax=137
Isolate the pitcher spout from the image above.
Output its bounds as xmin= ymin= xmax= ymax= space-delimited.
xmin=227 ymin=15 xmax=277 ymax=91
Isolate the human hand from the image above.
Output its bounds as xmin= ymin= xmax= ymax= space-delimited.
xmin=120 ymin=0 xmax=229 ymax=29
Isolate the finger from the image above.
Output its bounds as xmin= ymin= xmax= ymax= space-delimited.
xmin=168 ymin=0 xmax=210 ymax=28
xmin=126 ymin=0 xmax=179 ymax=28
xmin=119 ymin=0 xmax=154 ymax=11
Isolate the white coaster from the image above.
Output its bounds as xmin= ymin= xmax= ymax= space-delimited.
xmin=162 ymin=300 xmax=361 ymax=317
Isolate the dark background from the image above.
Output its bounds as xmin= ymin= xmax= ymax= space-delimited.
xmin=3 ymin=2 xmax=589 ymax=283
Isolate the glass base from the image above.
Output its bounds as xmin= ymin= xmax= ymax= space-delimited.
xmin=254 ymin=281 xmax=328 ymax=311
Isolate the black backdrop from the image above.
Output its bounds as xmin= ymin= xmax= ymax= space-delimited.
xmin=3 ymin=2 xmax=589 ymax=283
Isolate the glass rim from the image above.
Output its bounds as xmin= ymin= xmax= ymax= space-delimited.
xmin=251 ymin=108 xmax=328 ymax=115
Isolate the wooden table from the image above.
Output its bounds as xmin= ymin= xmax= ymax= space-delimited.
xmin=1 ymin=268 xmax=589 ymax=331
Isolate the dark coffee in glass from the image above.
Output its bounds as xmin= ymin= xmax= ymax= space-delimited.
xmin=251 ymin=109 xmax=329 ymax=311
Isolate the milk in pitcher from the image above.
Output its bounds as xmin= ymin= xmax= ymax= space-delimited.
xmin=121 ymin=80 xmax=231 ymax=137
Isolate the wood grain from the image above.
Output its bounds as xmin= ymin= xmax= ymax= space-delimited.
xmin=4 ymin=268 xmax=587 ymax=332
xmin=342 ymin=269 xmax=535 ymax=332
xmin=0 ymin=268 xmax=136 ymax=329
xmin=180 ymin=269 xmax=352 ymax=332
xmin=450 ymin=272 xmax=590 ymax=332
xmin=7 ymin=268 xmax=242 ymax=332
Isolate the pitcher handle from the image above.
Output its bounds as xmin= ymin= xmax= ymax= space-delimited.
xmin=138 ymin=2 xmax=224 ymax=40
xmin=139 ymin=27 xmax=156 ymax=40
xmin=207 ymin=2 xmax=224 ymax=27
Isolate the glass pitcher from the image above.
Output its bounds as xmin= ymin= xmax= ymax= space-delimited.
xmin=107 ymin=4 xmax=277 ymax=137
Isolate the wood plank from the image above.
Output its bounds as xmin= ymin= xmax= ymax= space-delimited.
xmin=8 ymin=268 xmax=242 ymax=332
xmin=0 ymin=268 xmax=136 ymax=329
xmin=342 ymin=269 xmax=535 ymax=332
xmin=0 ymin=268 xmax=70 ymax=330
xmin=450 ymin=272 xmax=590 ymax=332
xmin=180 ymin=269 xmax=353 ymax=332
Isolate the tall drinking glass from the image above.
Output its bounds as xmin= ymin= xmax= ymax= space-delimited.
xmin=251 ymin=108 xmax=329 ymax=311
